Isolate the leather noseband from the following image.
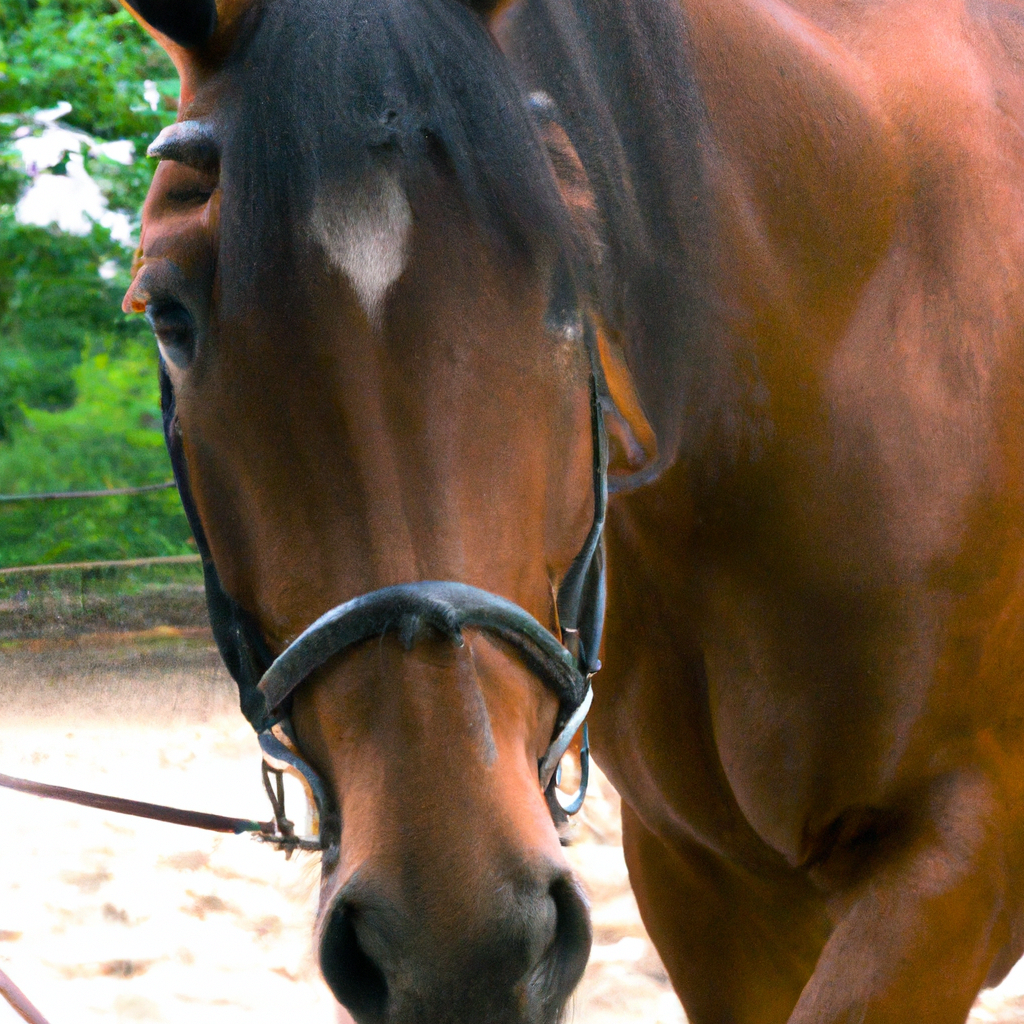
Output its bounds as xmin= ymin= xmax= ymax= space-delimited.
xmin=161 ymin=329 xmax=609 ymax=848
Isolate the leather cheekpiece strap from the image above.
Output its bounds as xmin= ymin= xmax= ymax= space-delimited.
xmin=158 ymin=334 xmax=609 ymax=823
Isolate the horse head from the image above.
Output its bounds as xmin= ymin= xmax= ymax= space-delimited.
xmin=120 ymin=0 xmax=620 ymax=1020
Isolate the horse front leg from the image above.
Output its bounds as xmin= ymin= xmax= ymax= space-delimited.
xmin=789 ymin=771 xmax=1014 ymax=1024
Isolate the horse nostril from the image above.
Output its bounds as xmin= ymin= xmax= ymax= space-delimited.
xmin=319 ymin=871 xmax=590 ymax=1022
xmin=320 ymin=900 xmax=389 ymax=1022
xmin=530 ymin=875 xmax=593 ymax=1011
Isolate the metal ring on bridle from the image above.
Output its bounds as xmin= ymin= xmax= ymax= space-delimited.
xmin=254 ymin=581 xmax=597 ymax=840
xmin=256 ymin=580 xmax=592 ymax=780
xmin=251 ymin=369 xmax=608 ymax=838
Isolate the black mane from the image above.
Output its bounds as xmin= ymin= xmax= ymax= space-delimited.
xmin=219 ymin=0 xmax=574 ymax=304
xmin=497 ymin=0 xmax=720 ymax=478
xmin=216 ymin=0 xmax=720 ymax=477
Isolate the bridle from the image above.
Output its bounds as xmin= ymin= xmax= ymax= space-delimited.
xmin=0 ymin=341 xmax=607 ymax=855
xmin=0 ymin=99 xmax=611 ymax=1024
xmin=1 ymin=116 xmax=610 ymax=856
xmin=159 ymin=313 xmax=610 ymax=850
xmin=0 ymin=399 xmax=607 ymax=1024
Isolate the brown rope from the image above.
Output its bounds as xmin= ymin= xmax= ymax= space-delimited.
xmin=0 ymin=772 xmax=271 ymax=836
xmin=0 ymin=965 xmax=51 ymax=1024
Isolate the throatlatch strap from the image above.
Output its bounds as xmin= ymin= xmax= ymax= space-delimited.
xmin=160 ymin=363 xmax=272 ymax=727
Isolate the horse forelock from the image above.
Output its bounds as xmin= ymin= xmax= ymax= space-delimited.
xmin=213 ymin=0 xmax=576 ymax=316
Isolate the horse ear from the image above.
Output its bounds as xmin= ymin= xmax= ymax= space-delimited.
xmin=122 ymin=0 xmax=216 ymax=48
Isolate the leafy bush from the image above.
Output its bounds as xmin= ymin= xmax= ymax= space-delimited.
xmin=0 ymin=0 xmax=190 ymax=567
xmin=0 ymin=219 xmax=142 ymax=438
xmin=0 ymin=0 xmax=177 ymax=150
xmin=0 ymin=338 xmax=195 ymax=565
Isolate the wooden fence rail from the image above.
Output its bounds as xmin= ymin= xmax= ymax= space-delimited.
xmin=0 ymin=554 xmax=202 ymax=578
xmin=0 ymin=482 xmax=175 ymax=503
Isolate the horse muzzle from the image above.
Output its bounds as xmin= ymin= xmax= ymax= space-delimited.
xmin=318 ymin=861 xmax=592 ymax=1024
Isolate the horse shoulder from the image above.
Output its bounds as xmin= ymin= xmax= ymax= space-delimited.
xmin=612 ymin=1 xmax=1024 ymax=861
xmin=686 ymin=0 xmax=906 ymax=328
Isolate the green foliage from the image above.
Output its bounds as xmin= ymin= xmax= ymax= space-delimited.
xmin=0 ymin=337 xmax=195 ymax=565
xmin=0 ymin=219 xmax=146 ymax=437
xmin=0 ymin=0 xmax=176 ymax=167
xmin=0 ymin=1 xmax=190 ymax=567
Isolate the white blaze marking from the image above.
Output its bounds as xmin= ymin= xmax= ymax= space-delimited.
xmin=311 ymin=170 xmax=412 ymax=328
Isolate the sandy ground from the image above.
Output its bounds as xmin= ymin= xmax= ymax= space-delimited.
xmin=0 ymin=633 xmax=1022 ymax=1024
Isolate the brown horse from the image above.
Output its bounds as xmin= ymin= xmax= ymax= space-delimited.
xmin=123 ymin=0 xmax=1024 ymax=1021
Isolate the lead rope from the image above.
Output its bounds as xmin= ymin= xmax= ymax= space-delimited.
xmin=0 ymin=965 xmax=51 ymax=1024
xmin=0 ymin=771 xmax=309 ymax=851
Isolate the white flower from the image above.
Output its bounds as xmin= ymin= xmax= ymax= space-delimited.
xmin=13 ymin=103 xmax=136 ymax=246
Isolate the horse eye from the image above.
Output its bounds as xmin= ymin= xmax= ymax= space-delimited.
xmin=165 ymin=184 xmax=215 ymax=205
xmin=146 ymin=302 xmax=196 ymax=370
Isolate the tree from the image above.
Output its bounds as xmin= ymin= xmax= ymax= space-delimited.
xmin=0 ymin=0 xmax=194 ymax=565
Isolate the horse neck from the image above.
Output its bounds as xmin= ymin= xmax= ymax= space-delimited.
xmin=497 ymin=0 xmax=723 ymax=479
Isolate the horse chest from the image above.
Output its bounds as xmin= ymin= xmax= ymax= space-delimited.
xmin=602 ymin=348 xmax=1023 ymax=867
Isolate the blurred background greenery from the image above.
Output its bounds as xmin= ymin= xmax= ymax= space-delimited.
xmin=0 ymin=0 xmax=195 ymax=567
